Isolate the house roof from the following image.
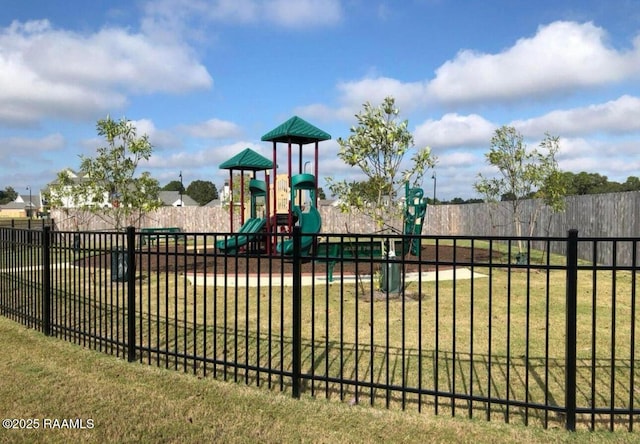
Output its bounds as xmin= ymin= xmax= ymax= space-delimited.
xmin=261 ymin=116 xmax=331 ymax=145
xmin=46 ymin=168 xmax=85 ymax=186
xmin=19 ymin=194 xmax=38 ymax=208
xmin=1 ymin=201 xmax=26 ymax=210
xmin=159 ymin=191 xmax=198 ymax=206
xmin=219 ymin=148 xmax=273 ymax=171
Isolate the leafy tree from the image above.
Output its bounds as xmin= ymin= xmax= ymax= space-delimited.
xmin=561 ymin=172 xmax=640 ymax=195
xmin=0 ymin=186 xmax=17 ymax=205
xmin=474 ymin=126 xmax=565 ymax=253
xmin=47 ymin=116 xmax=161 ymax=230
xmin=162 ymin=180 xmax=185 ymax=193
xmin=623 ymin=176 xmax=640 ymax=192
xmin=186 ymin=180 xmax=218 ymax=206
xmin=333 ymin=177 xmax=392 ymax=210
xmin=447 ymin=197 xmax=477 ymax=204
xmin=562 ymin=171 xmax=609 ymax=195
xmin=327 ymin=96 xmax=435 ymax=232
xmin=317 ymin=187 xmax=327 ymax=200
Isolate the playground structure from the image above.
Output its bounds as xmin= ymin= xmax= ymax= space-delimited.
xmin=216 ymin=116 xmax=428 ymax=268
xmin=216 ymin=116 xmax=329 ymax=254
xmin=215 ymin=147 xmax=272 ymax=253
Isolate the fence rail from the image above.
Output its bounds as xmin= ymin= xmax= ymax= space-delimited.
xmin=1 ymin=225 xmax=639 ymax=432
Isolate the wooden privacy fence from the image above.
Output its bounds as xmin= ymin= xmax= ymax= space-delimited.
xmin=50 ymin=191 xmax=640 ymax=264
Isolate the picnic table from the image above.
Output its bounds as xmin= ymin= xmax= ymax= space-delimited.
xmin=140 ymin=227 xmax=182 ymax=246
xmin=313 ymin=238 xmax=405 ymax=283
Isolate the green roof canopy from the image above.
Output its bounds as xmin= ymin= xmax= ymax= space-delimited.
xmin=261 ymin=116 xmax=331 ymax=145
xmin=219 ymin=148 xmax=273 ymax=171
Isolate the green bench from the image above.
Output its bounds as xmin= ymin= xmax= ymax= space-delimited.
xmin=140 ymin=227 xmax=182 ymax=246
xmin=313 ymin=238 xmax=404 ymax=282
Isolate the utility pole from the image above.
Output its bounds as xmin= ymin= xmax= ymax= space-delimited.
xmin=431 ymin=172 xmax=437 ymax=205
xmin=178 ymin=171 xmax=183 ymax=207
xmin=26 ymin=185 xmax=32 ymax=218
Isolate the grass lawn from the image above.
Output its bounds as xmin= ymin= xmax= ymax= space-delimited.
xmin=6 ymin=239 xmax=640 ymax=424
xmin=1 ymin=316 xmax=637 ymax=444
xmin=3 ymin=236 xmax=640 ymax=437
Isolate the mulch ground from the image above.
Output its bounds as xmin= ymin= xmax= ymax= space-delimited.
xmin=75 ymin=243 xmax=500 ymax=276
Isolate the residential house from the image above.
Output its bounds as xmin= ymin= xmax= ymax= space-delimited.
xmin=159 ymin=191 xmax=198 ymax=207
xmin=0 ymin=192 xmax=41 ymax=218
xmin=45 ymin=169 xmax=112 ymax=209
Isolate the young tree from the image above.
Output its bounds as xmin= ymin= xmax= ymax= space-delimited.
xmin=47 ymin=116 xmax=161 ymax=230
xmin=327 ymin=96 xmax=435 ymax=232
xmin=474 ymin=126 xmax=565 ymax=254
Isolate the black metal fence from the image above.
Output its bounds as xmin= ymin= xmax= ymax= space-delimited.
xmin=1 ymin=225 xmax=639 ymax=432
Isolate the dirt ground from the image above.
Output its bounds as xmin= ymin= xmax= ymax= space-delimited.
xmin=76 ymin=242 xmax=499 ymax=276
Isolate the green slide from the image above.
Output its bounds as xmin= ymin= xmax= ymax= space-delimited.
xmin=216 ymin=217 xmax=266 ymax=253
xmin=276 ymin=206 xmax=322 ymax=255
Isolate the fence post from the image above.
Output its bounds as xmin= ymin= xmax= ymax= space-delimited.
xmin=126 ymin=226 xmax=137 ymax=363
xmin=292 ymin=225 xmax=302 ymax=398
xmin=565 ymin=229 xmax=578 ymax=431
xmin=42 ymin=226 xmax=51 ymax=336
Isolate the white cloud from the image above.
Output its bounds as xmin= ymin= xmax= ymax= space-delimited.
xmin=0 ymin=133 xmax=65 ymax=153
xmin=179 ymin=118 xmax=243 ymax=139
xmin=337 ymin=77 xmax=429 ymax=112
xmin=265 ymin=0 xmax=343 ymax=28
xmin=142 ymin=0 xmax=343 ymax=33
xmin=427 ymin=21 xmax=640 ymax=105
xmin=130 ymin=119 xmax=158 ymax=138
xmin=130 ymin=118 xmax=182 ymax=150
xmin=437 ymin=150 xmax=481 ymax=168
xmin=512 ymin=95 xmax=640 ymax=137
xmin=299 ymin=77 xmax=430 ymax=126
xmin=0 ymin=133 xmax=65 ymax=165
xmin=332 ymin=21 xmax=640 ymax=112
xmin=294 ymin=103 xmax=354 ymax=123
xmin=0 ymin=19 xmax=212 ymax=125
xmin=148 ymin=141 xmax=265 ymax=170
xmin=414 ymin=113 xmax=495 ymax=148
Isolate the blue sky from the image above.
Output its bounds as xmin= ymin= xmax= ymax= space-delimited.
xmin=1 ymin=0 xmax=640 ymax=201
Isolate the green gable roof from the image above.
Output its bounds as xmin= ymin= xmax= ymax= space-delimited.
xmin=261 ymin=116 xmax=331 ymax=145
xmin=219 ymin=148 xmax=273 ymax=171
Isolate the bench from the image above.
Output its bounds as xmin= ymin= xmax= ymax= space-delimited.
xmin=140 ymin=227 xmax=182 ymax=246
xmin=313 ymin=238 xmax=405 ymax=282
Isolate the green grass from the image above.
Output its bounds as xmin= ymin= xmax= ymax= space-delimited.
xmin=1 ymin=316 xmax=637 ymax=444
xmin=2 ymin=238 xmax=639 ymax=433
xmin=8 ymin=259 xmax=637 ymax=430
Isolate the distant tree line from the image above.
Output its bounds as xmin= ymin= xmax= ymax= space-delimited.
xmin=162 ymin=180 xmax=219 ymax=206
xmin=439 ymin=172 xmax=640 ymax=205
xmin=163 ymin=176 xmax=327 ymax=207
xmin=561 ymin=172 xmax=640 ymax=195
xmin=7 ymin=172 xmax=639 ymax=209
